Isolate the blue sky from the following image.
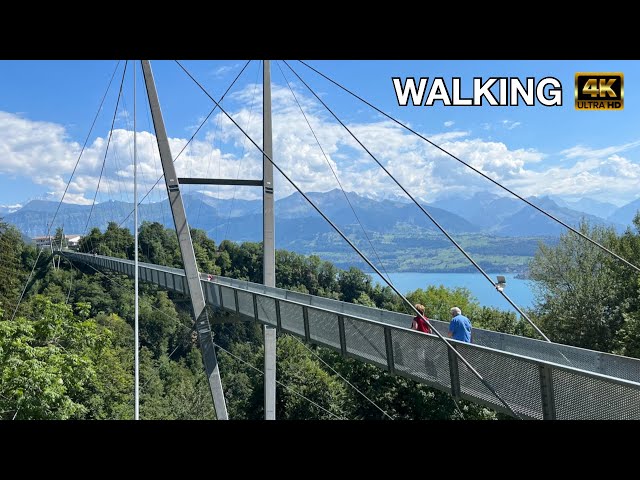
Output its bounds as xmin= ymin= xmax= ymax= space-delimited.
xmin=0 ymin=59 xmax=639 ymax=212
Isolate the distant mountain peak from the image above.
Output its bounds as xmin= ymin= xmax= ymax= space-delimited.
xmin=471 ymin=191 xmax=499 ymax=201
xmin=609 ymin=197 xmax=640 ymax=226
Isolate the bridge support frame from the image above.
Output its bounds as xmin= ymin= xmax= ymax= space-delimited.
xmin=141 ymin=60 xmax=228 ymax=420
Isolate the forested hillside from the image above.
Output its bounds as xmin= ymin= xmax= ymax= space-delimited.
xmin=2 ymin=215 xmax=639 ymax=420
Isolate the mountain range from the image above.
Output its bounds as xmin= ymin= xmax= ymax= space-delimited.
xmin=3 ymin=190 xmax=638 ymax=272
xmin=7 ymin=190 xmax=637 ymax=237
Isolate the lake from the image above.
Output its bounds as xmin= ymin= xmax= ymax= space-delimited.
xmin=370 ymin=272 xmax=538 ymax=311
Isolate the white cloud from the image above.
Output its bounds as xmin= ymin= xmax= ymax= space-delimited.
xmin=0 ymin=203 xmax=22 ymax=213
xmin=0 ymin=112 xmax=81 ymax=176
xmin=560 ymin=140 xmax=640 ymax=160
xmin=444 ymin=120 xmax=454 ymax=127
xmin=429 ymin=131 xmax=470 ymax=143
xmin=1 ymin=82 xmax=640 ymax=210
xmin=116 ymin=109 xmax=130 ymax=122
xmin=501 ymin=120 xmax=522 ymax=130
xmin=504 ymin=153 xmax=640 ymax=200
xmin=211 ymin=63 xmax=242 ymax=79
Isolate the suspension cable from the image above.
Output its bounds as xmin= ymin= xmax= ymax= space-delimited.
xmin=296 ymin=60 xmax=640 ymax=275
xmin=221 ymin=60 xmax=262 ymax=244
xmin=47 ymin=60 xmax=122 ymax=240
xmin=213 ymin=340 xmax=345 ymax=419
xmin=287 ymin=62 xmax=576 ymax=366
xmin=283 ymin=60 xmax=549 ymax=343
xmin=67 ymin=255 xmax=345 ymax=422
xmin=174 ymin=59 xmax=523 ymax=419
xmin=65 ymin=254 xmax=467 ymax=420
xmin=275 ymin=60 xmax=392 ymax=283
xmin=83 ymin=61 xmax=129 ymax=244
xmin=68 ymin=252 xmax=344 ymax=419
xmin=64 ymin=255 xmax=200 ymax=417
xmin=9 ymin=248 xmax=43 ymax=321
xmin=117 ymin=60 xmax=252 ymax=229
xmin=283 ymin=332 xmax=394 ymax=419
xmin=9 ymin=61 xmax=122 ymax=317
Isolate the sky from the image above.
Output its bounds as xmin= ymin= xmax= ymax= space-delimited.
xmin=0 ymin=59 xmax=639 ymax=213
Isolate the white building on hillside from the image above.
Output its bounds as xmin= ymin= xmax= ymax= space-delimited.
xmin=32 ymin=234 xmax=82 ymax=250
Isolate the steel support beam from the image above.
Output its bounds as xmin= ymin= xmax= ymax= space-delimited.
xmin=263 ymin=60 xmax=277 ymax=420
xmin=141 ymin=60 xmax=228 ymax=420
xmin=178 ymin=178 xmax=263 ymax=186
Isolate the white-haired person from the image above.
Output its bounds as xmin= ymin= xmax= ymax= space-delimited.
xmin=447 ymin=307 xmax=472 ymax=343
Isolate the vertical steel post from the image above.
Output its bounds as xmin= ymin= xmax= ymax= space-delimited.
xmin=134 ymin=60 xmax=140 ymax=420
xmin=263 ymin=60 xmax=277 ymax=420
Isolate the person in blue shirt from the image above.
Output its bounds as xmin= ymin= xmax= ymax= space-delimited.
xmin=448 ymin=307 xmax=472 ymax=343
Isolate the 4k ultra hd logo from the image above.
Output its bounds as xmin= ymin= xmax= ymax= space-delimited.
xmin=575 ymin=73 xmax=624 ymax=110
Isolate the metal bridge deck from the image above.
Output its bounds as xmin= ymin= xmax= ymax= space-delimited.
xmin=64 ymin=251 xmax=640 ymax=420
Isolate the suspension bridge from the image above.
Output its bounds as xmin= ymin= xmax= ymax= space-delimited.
xmin=18 ymin=59 xmax=640 ymax=420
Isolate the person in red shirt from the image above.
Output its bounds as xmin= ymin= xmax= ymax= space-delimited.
xmin=411 ymin=303 xmax=432 ymax=334
xmin=411 ymin=303 xmax=437 ymax=378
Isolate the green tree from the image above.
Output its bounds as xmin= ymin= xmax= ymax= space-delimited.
xmin=79 ymin=227 xmax=102 ymax=254
xmin=0 ymin=220 xmax=28 ymax=318
xmin=53 ymin=226 xmax=67 ymax=250
xmin=139 ymin=222 xmax=181 ymax=268
xmin=102 ymin=222 xmax=134 ymax=259
xmin=609 ymin=213 xmax=640 ymax=357
xmin=191 ymin=228 xmax=221 ymax=275
xmin=273 ymin=335 xmax=349 ymax=419
xmin=338 ymin=267 xmax=372 ymax=303
xmin=83 ymin=312 xmax=134 ymax=419
xmin=217 ymin=341 xmax=262 ymax=420
xmin=139 ymin=290 xmax=179 ymax=357
xmin=138 ymin=346 xmax=215 ymax=420
xmin=612 ymin=309 xmax=640 ymax=358
xmin=529 ymin=220 xmax=624 ymax=351
xmin=473 ymin=307 xmax=537 ymax=338
xmin=0 ymin=297 xmax=109 ymax=419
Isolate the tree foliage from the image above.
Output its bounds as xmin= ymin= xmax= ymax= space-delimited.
xmin=0 ymin=297 xmax=108 ymax=419
xmin=529 ymin=219 xmax=640 ymax=354
xmin=0 ymin=220 xmax=32 ymax=319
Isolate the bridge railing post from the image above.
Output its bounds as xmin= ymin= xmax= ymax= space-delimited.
xmin=303 ymin=306 xmax=311 ymax=342
xmin=338 ymin=315 xmax=347 ymax=356
xmin=384 ymin=326 xmax=395 ymax=375
xmin=253 ymin=293 xmax=259 ymax=323
xmin=275 ymin=299 xmax=282 ymax=330
xmin=218 ymin=285 xmax=224 ymax=310
xmin=233 ymin=289 xmax=240 ymax=315
xmin=539 ymin=364 xmax=557 ymax=420
xmin=447 ymin=344 xmax=461 ymax=400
